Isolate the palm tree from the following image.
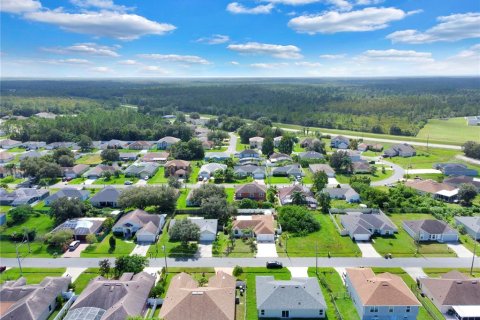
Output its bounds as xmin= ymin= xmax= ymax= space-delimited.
xmin=291 ymin=191 xmax=306 ymax=205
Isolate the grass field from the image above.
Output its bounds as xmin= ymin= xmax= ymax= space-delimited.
xmin=81 ymin=234 xmax=136 ymax=257
xmin=372 ymin=213 xmax=456 ymax=257
xmin=0 ymin=268 xmax=66 ymax=284
xmin=213 ymin=233 xmax=255 ymax=257
xmin=147 ymin=168 xmax=169 ymax=184
xmin=336 ymin=165 xmax=394 ymax=184
xmin=387 ymin=146 xmax=463 ymax=170
xmin=276 ymin=213 xmax=361 ymax=257
xmin=93 ymin=174 xmax=138 ymax=185
xmin=76 ymin=154 xmax=102 ymax=165
xmin=417 ymin=117 xmax=480 ymax=145
xmin=147 ymin=221 xmax=198 ymax=258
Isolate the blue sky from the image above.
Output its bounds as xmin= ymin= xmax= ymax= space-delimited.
xmin=1 ymin=0 xmax=479 ymax=77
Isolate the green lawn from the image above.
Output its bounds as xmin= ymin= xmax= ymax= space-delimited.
xmin=417 ymin=117 xmax=480 ymax=145
xmin=265 ymin=176 xmax=292 ymax=184
xmin=225 ymin=188 xmax=235 ymax=203
xmin=277 ymin=213 xmax=361 ymax=257
xmin=147 ymin=221 xmax=198 ymax=258
xmin=372 ymin=213 xmax=456 ymax=257
xmin=176 ymin=189 xmax=190 ymax=209
xmin=308 ymin=268 xmax=359 ymax=320
xmin=205 ymin=146 xmax=228 ymax=152
xmin=404 ymin=173 xmax=444 ymax=181
xmin=76 ymin=154 xmax=102 ymax=165
xmin=73 ymin=268 xmax=101 ymax=293
xmin=330 ymin=199 xmax=360 ymax=209
xmin=213 ymin=233 xmax=256 ymax=257
xmin=0 ymin=176 xmax=25 ymax=184
xmin=336 ymin=166 xmax=394 ymax=184
xmin=81 ymin=234 xmax=136 ymax=257
xmin=0 ymin=205 xmax=12 ymax=213
xmin=235 ymin=134 xmax=249 ymax=152
xmin=148 ymin=167 xmax=169 ymax=184
xmin=2 ymin=212 xmax=54 ymax=236
xmin=387 ymin=146 xmax=462 ymax=170
xmin=68 ymin=177 xmax=87 ymax=185
xmin=0 ymin=268 xmax=66 ymax=284
xmin=93 ymin=175 xmax=138 ymax=185
xmin=423 ymin=268 xmax=480 ymax=278
xmin=371 ymin=268 xmax=444 ymax=320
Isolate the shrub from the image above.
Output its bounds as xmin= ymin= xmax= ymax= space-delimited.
xmin=278 ymin=206 xmax=320 ymax=235
xmin=233 ymin=265 xmax=243 ymax=277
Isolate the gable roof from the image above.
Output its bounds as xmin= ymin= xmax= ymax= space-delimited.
xmin=159 ymin=271 xmax=235 ymax=320
xmin=403 ymin=219 xmax=458 ymax=235
xmin=90 ymin=186 xmax=122 ymax=203
xmin=199 ymin=163 xmax=227 ymax=174
xmin=341 ymin=213 xmax=397 ymax=235
xmin=232 ymin=215 xmax=275 ymax=235
xmin=298 ymin=151 xmax=324 ymax=159
xmin=158 ymin=136 xmax=181 ymax=144
xmin=113 ymin=209 xmax=162 ymax=231
xmin=256 ymin=276 xmax=326 ymax=311
xmin=309 ymin=164 xmax=334 ymax=175
xmin=455 ymin=216 xmax=480 ymax=233
xmin=188 ymin=217 xmax=218 ymax=234
xmin=235 ymin=182 xmax=267 ymax=195
xmin=419 ymin=273 xmax=480 ymax=306
xmin=44 ymin=188 xmax=90 ymax=203
xmin=405 ymin=179 xmax=457 ymax=194
xmin=143 ymin=152 xmax=170 ymax=162
xmin=346 ymin=268 xmax=420 ymax=306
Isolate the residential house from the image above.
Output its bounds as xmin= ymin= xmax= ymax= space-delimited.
xmin=357 ymin=143 xmax=369 ymax=152
xmin=198 ymin=163 xmax=226 ymax=180
xmin=83 ymin=164 xmax=119 ymax=179
xmin=159 ymin=271 xmax=236 ymax=320
xmin=234 ymin=165 xmax=266 ymax=179
xmin=273 ymin=136 xmax=283 ymax=147
xmin=330 ymin=136 xmax=350 ymax=149
xmin=157 ymin=136 xmax=181 ymax=150
xmin=0 ymin=139 xmax=22 ymax=149
xmin=201 ymin=140 xmax=215 ymax=150
xmin=322 ymin=186 xmax=360 ymax=203
xmin=0 ymin=151 xmax=14 ymax=163
xmin=444 ymin=176 xmax=480 ymax=191
xmin=418 ymin=271 xmax=480 ymax=314
xmin=112 ymin=209 xmax=166 ymax=243
xmin=256 ymin=276 xmax=327 ymax=319
xmin=278 ymin=185 xmax=317 ymax=208
xmin=165 ymin=159 xmax=191 ymax=179
xmin=51 ymin=217 xmax=105 ymax=241
xmin=455 ymin=216 xmax=480 ymax=240
xmin=44 ymin=188 xmax=90 ymax=206
xmin=271 ymin=164 xmax=304 ymax=179
xmin=45 ymin=142 xmax=78 ymax=150
xmin=298 ymin=151 xmax=324 ymax=161
xmin=35 ymin=112 xmax=57 ymax=119
xmin=103 ymin=139 xmax=129 ymax=149
xmin=403 ymin=219 xmax=459 ymax=243
xmin=309 ymin=164 xmax=335 ymax=177
xmin=124 ymin=162 xmax=160 ymax=179
xmin=127 ymin=140 xmax=154 ymax=150
xmin=89 ymin=186 xmax=122 ymax=207
xmin=204 ymin=152 xmax=230 ymax=161
xmin=249 ymin=136 xmax=264 ymax=149
xmin=143 ymin=152 xmax=169 ymax=164
xmin=466 ymin=116 xmax=480 ymax=126
xmin=119 ymin=152 xmax=138 ymax=161
xmin=345 ymin=268 xmax=420 ymax=320
xmin=269 ymin=152 xmax=292 ymax=163
xmin=62 ymin=164 xmax=89 ymax=179
xmin=370 ymin=144 xmax=384 ymax=152
xmin=20 ymin=150 xmax=47 ymax=161
xmin=64 ymin=272 xmax=155 ymax=320
xmin=352 ymin=161 xmax=372 ymax=174
xmin=383 ymin=143 xmax=416 ymax=157
xmin=405 ymin=179 xmax=458 ymax=202
xmin=238 ymin=148 xmax=260 ymax=159
xmin=170 ymin=217 xmax=218 ymax=241
xmin=0 ymin=188 xmax=49 ymax=206
xmin=232 ymin=215 xmax=276 ymax=242
xmin=22 ymin=141 xmax=46 ymax=150
xmin=235 ymin=182 xmax=267 ymax=201
xmin=300 ymin=138 xmax=321 ymax=149
xmin=0 ymin=276 xmax=70 ymax=320
xmin=340 ymin=211 xmax=397 ymax=241
xmin=344 ymin=150 xmax=362 ymax=162
xmin=434 ymin=163 xmax=478 ymax=176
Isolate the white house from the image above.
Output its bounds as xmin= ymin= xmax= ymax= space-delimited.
xmin=198 ymin=163 xmax=227 ymax=180
xmin=186 ymin=217 xmax=217 ymax=241
xmin=249 ymin=136 xmax=264 ymax=149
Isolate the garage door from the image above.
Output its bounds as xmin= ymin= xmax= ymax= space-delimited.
xmin=199 ymin=232 xmax=216 ymax=241
xmin=257 ymin=234 xmax=275 ymax=242
xmin=136 ymin=234 xmax=155 ymax=243
xmin=353 ymin=234 xmax=370 ymax=241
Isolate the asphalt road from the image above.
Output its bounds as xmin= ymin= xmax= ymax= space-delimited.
xmin=371 ymin=160 xmax=405 ymax=187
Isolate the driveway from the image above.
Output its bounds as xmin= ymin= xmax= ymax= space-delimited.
xmin=135 ymin=179 xmax=147 ymax=186
xmin=256 ymin=243 xmax=278 ymax=258
xmin=408 ymin=169 xmax=442 ymax=174
xmin=403 ymin=267 xmax=427 ymax=281
xmin=288 ymin=267 xmax=308 ymax=278
xmin=226 ymin=132 xmax=237 ymax=155
xmin=84 ymin=179 xmax=95 ymax=185
xmin=328 ymin=177 xmax=340 ymax=186
xmin=62 ymin=244 xmax=89 ymax=258
xmin=197 ymin=241 xmax=213 ymax=258
xmin=356 ymin=241 xmax=381 ymax=258
xmin=62 ymin=267 xmax=87 ymax=282
xmin=130 ymin=244 xmax=150 ymax=257
xmin=334 ymin=267 xmax=347 ymax=284
xmin=448 ymin=243 xmax=473 ymax=258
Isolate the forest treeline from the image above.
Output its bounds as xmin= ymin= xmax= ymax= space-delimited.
xmin=1 ymin=78 xmax=479 ymax=136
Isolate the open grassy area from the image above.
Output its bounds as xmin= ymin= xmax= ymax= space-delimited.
xmin=213 ymin=233 xmax=256 ymax=257
xmin=417 ymin=117 xmax=480 ymax=145
xmin=76 ymin=154 xmax=102 ymax=165
xmin=308 ymin=268 xmax=359 ymax=320
xmin=0 ymin=268 xmax=66 ymax=284
xmin=235 ymin=134 xmax=249 ymax=152
xmin=0 ymin=176 xmax=25 ymax=184
xmin=93 ymin=174 xmax=138 ymax=185
xmin=147 ymin=221 xmax=198 ymax=258
xmin=336 ymin=165 xmax=394 ymax=184
xmin=81 ymin=234 xmax=136 ymax=257
xmin=372 ymin=213 xmax=456 ymax=257
xmin=277 ymin=213 xmax=361 ymax=257
xmin=73 ymin=268 xmax=101 ymax=293
xmin=265 ymin=176 xmax=292 ymax=184
xmin=423 ymin=268 xmax=480 ymax=278
xmin=387 ymin=146 xmax=462 ymax=170
xmin=68 ymin=177 xmax=87 ymax=185
xmin=148 ymin=167 xmax=169 ymax=184
xmin=2 ymin=212 xmax=54 ymax=236
xmin=225 ymin=188 xmax=235 ymax=203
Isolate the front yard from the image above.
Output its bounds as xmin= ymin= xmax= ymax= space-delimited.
xmin=335 ymin=165 xmax=394 ymax=183
xmin=147 ymin=167 xmax=169 ymax=184
xmin=81 ymin=234 xmax=136 ymax=257
xmin=147 ymin=222 xmax=198 ymax=258
xmin=93 ymin=174 xmax=138 ymax=185
xmin=0 ymin=267 xmax=66 ymax=284
xmin=213 ymin=233 xmax=256 ymax=257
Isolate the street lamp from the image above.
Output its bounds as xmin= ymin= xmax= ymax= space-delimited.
xmin=15 ymin=240 xmax=28 ymax=276
xmin=162 ymin=245 xmax=168 ymax=274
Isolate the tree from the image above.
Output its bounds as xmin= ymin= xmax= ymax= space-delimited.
xmin=262 ymin=137 xmax=274 ymax=156
xmin=168 ymin=176 xmax=182 ymax=189
xmin=190 ymin=112 xmax=200 ymax=119
xmin=267 ymin=186 xmax=277 ymax=203
xmin=307 ymin=140 xmax=325 ymax=154
xmin=78 ymin=135 xmax=93 ymax=151
xmin=237 ymin=125 xmax=257 ymax=144
xmin=102 ymin=217 xmax=115 ymax=233
xmin=44 ymin=230 xmax=74 ymax=250
xmin=224 ymin=168 xmax=235 ymax=183
xmin=109 ymin=236 xmax=116 ymax=249
xmin=278 ymin=206 xmax=320 ymax=234
xmin=201 ymin=196 xmax=236 ymax=225
xmin=278 ymin=136 xmax=294 ymax=155
xmin=169 ymin=219 xmax=200 ymax=245
xmin=114 ymin=255 xmax=148 ymax=277
xmin=9 ymin=205 xmax=32 ymax=224
xmin=103 ymin=171 xmax=112 ymax=181
xmin=50 ymin=198 xmax=87 ymax=225
xmin=463 ymin=141 xmax=480 ymax=160
xmin=86 ymin=234 xmax=97 ymax=244
xmin=316 ymin=192 xmax=331 ymax=214
xmin=53 ymin=148 xmax=74 ymax=162
xmin=189 ymin=185 xmax=226 ymax=206
xmin=57 ymin=155 xmax=74 ymax=167
xmin=232 ymin=265 xmax=243 ymax=277
xmin=329 ymin=151 xmax=352 ymax=173
xmin=170 ymin=139 xmax=205 ymax=160
xmin=101 ymin=149 xmax=120 ymax=162
xmin=99 ymin=259 xmax=111 ymax=277
xmin=349 ymin=139 xmax=358 ymax=150
xmin=312 ymin=171 xmax=328 ymax=193
xmin=458 ymin=184 xmax=478 ymax=206
xmin=238 ymin=198 xmax=258 ymax=209
xmin=118 ymin=186 xmax=177 ymax=212
xmin=291 ymin=191 xmax=306 ymax=205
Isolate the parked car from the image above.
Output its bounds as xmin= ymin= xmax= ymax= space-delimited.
xmin=124 ymin=180 xmax=133 ymax=185
xmin=266 ymin=261 xmax=283 ymax=269
xmin=0 ymin=266 xmax=6 ymax=273
xmin=68 ymin=240 xmax=80 ymax=251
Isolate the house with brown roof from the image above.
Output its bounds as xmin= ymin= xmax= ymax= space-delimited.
xmin=232 ymin=215 xmax=276 ymax=242
xmin=235 ymin=182 xmax=267 ymax=201
xmin=309 ymin=164 xmax=335 ymax=177
xmin=165 ymin=159 xmax=191 ymax=179
xmin=403 ymin=219 xmax=459 ymax=243
xmin=83 ymin=164 xmax=119 ymax=180
xmin=159 ymin=271 xmax=236 ymax=320
xmin=0 ymin=151 xmax=14 ymax=164
xmin=345 ymin=268 xmax=420 ymax=320
xmin=112 ymin=209 xmax=166 ymax=243
xmin=143 ymin=151 xmax=170 ymax=164
xmin=278 ymin=185 xmax=318 ymax=208
xmin=0 ymin=276 xmax=70 ymax=320
xmin=127 ymin=140 xmax=154 ymax=150
xmin=64 ymin=272 xmax=155 ymax=320
xmin=419 ymin=271 xmax=480 ymax=315
xmin=62 ymin=164 xmax=89 ymax=179
xmin=405 ymin=179 xmax=459 ymax=202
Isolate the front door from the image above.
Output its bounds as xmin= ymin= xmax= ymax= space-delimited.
xmin=282 ymin=310 xmax=289 ymax=318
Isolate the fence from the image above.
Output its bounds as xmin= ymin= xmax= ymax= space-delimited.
xmin=53 ymin=295 xmax=77 ymax=320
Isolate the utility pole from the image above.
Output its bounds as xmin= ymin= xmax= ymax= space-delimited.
xmin=315 ymin=242 xmax=318 ymax=276
xmin=471 ymin=232 xmax=478 ymax=276
xmin=162 ymin=245 xmax=168 ymax=274
xmin=15 ymin=241 xmax=27 ymax=276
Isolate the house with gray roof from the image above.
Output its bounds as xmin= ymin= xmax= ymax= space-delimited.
xmin=124 ymin=162 xmax=160 ymax=179
xmin=113 ymin=209 xmax=165 ymax=243
xmin=157 ymin=136 xmax=181 ymax=150
xmin=198 ymin=163 xmax=227 ymax=180
xmin=383 ymin=143 xmax=416 ymax=157
xmin=204 ymin=152 xmax=230 ymax=161
xmin=45 ymin=142 xmax=78 ymax=150
xmin=89 ymin=186 xmax=122 ymax=207
xmin=403 ymin=219 xmax=459 ymax=243
xmin=64 ymin=272 xmax=155 ymax=320
xmin=51 ymin=217 xmax=105 ymax=241
xmin=271 ymin=164 xmax=304 ymax=179
xmin=83 ymin=164 xmax=119 ymax=179
xmin=269 ymin=152 xmax=292 ymax=163
xmin=44 ymin=188 xmax=90 ymax=206
xmin=444 ymin=176 xmax=480 ymax=191
xmin=62 ymin=164 xmax=89 ymax=179
xmin=256 ymin=276 xmax=327 ymax=319
xmin=22 ymin=141 xmax=46 ymax=150
xmin=466 ymin=115 xmax=480 ymax=126
xmin=298 ymin=151 xmax=324 ymax=161
xmin=300 ymin=137 xmax=321 ymax=149
xmin=237 ymin=148 xmax=260 ymax=159
xmin=0 ymin=138 xmax=22 ymax=149
xmin=0 ymin=188 xmax=49 ymax=206
xmin=455 ymin=216 xmax=480 ymax=240
xmin=0 ymin=276 xmax=70 ymax=320
xmin=234 ymin=165 xmax=266 ymax=179
xmin=170 ymin=217 xmax=218 ymax=241
xmin=249 ymin=136 xmax=264 ymax=149
xmin=322 ymin=186 xmax=360 ymax=203
xmin=19 ymin=150 xmax=47 ymax=160
xmin=330 ymin=136 xmax=349 ymax=149
xmin=434 ymin=163 xmax=478 ymax=176
xmin=119 ymin=152 xmax=138 ymax=161
xmin=340 ymin=211 xmax=397 ymax=241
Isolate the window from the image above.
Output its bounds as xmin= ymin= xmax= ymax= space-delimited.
xmin=389 ymin=307 xmax=394 ymax=313
xmin=319 ymin=309 xmax=324 ymax=316
xmin=370 ymin=306 xmax=379 ymax=313
xmin=406 ymin=306 xmax=411 ymax=313
xmin=261 ymin=310 xmax=265 ymax=316
xmin=282 ymin=310 xmax=290 ymax=318
xmin=48 ymin=305 xmax=52 ymax=312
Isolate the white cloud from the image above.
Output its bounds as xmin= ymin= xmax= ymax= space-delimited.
xmin=250 ymin=62 xmax=289 ymax=69
xmin=387 ymin=12 xmax=480 ymax=44
xmin=118 ymin=59 xmax=138 ymax=65
xmin=319 ymin=54 xmax=346 ymax=59
xmin=42 ymin=43 xmax=120 ymax=57
xmin=70 ymin=0 xmax=131 ymax=12
xmin=226 ymin=2 xmax=274 ymax=14
xmin=24 ymin=10 xmax=176 ymax=40
xmin=228 ymin=42 xmax=303 ymax=59
xmin=91 ymin=66 xmax=111 ymax=72
xmin=60 ymin=58 xmax=91 ymax=64
xmin=140 ymin=65 xmax=169 ymax=74
xmin=288 ymin=7 xmax=417 ymax=34
xmin=266 ymin=0 xmax=320 ymax=5
xmin=355 ymin=0 xmax=383 ymax=5
xmin=0 ymin=0 xmax=41 ymax=13
xmin=358 ymin=49 xmax=433 ymax=62
xmin=138 ymin=54 xmax=210 ymax=65
xmin=294 ymin=61 xmax=322 ymax=67
xmin=230 ymin=61 xmax=240 ymax=65
xmin=196 ymin=34 xmax=230 ymax=45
